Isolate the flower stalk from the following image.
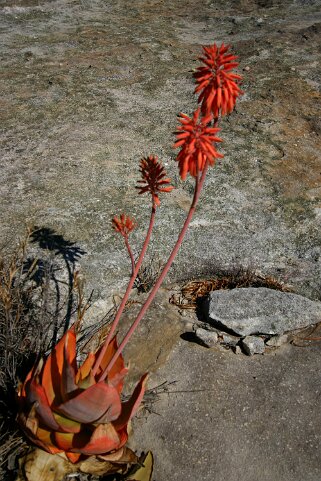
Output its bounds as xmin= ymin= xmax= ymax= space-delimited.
xmin=17 ymin=42 xmax=242 ymax=465
xmin=94 ymin=156 xmax=173 ymax=378
xmin=102 ymin=161 xmax=209 ymax=376
xmin=92 ymin=205 xmax=156 ymax=377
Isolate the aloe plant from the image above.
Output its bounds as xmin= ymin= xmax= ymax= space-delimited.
xmin=17 ymin=42 xmax=242 ymax=470
xmin=17 ymin=325 xmax=147 ymax=464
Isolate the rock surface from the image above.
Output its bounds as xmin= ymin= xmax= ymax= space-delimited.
xmin=195 ymin=327 xmax=218 ymax=347
xmin=1 ymin=0 xmax=321 ymax=303
xmin=266 ymin=333 xmax=288 ymax=347
xmin=205 ymin=287 xmax=321 ymax=336
xmin=1 ymin=0 xmax=321 ymax=480
xmin=131 ymin=336 xmax=321 ymax=481
xmin=241 ymin=335 xmax=265 ymax=355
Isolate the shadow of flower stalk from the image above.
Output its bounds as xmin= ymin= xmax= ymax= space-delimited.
xmin=16 ymin=43 xmax=243 ymax=480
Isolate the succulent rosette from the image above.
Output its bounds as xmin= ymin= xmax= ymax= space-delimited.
xmin=17 ymin=326 xmax=147 ymax=464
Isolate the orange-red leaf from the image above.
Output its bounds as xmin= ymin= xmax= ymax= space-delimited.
xmin=54 ymin=431 xmax=76 ymax=451
xmin=113 ymin=373 xmax=148 ymax=431
xmin=42 ymin=326 xmax=77 ymax=405
xmin=56 ymin=381 xmax=121 ymax=424
xmin=76 ymin=352 xmax=96 ymax=384
xmin=26 ymin=378 xmax=60 ymax=430
xmin=72 ymin=423 xmax=122 ymax=455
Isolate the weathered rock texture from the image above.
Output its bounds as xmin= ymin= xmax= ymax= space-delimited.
xmin=1 ymin=0 xmax=321 ymax=307
xmin=241 ymin=334 xmax=265 ymax=354
xmin=205 ymin=287 xmax=321 ymax=335
xmin=131 ymin=338 xmax=321 ymax=481
xmin=1 ymin=1 xmax=321 ymax=479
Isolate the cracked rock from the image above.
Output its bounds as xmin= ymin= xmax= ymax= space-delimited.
xmin=204 ymin=288 xmax=321 ymax=336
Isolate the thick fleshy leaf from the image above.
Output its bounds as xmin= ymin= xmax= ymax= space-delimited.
xmin=108 ymin=367 xmax=129 ymax=391
xmin=35 ymin=426 xmax=62 ymax=454
xmin=22 ymin=404 xmax=39 ymax=436
xmin=61 ymin=339 xmax=78 ymax=401
xmin=52 ymin=412 xmax=82 ymax=434
xmin=77 ymin=372 xmax=96 ymax=389
xmin=76 ymin=352 xmax=96 ymax=384
xmin=42 ymin=326 xmax=77 ymax=405
xmin=65 ymin=452 xmax=82 ymax=463
xmin=113 ymin=373 xmax=148 ymax=431
xmin=56 ymin=381 xmax=121 ymax=424
xmin=54 ymin=431 xmax=77 ymax=451
xmin=71 ymin=423 xmax=122 ymax=455
xmin=18 ymin=412 xmax=61 ymax=455
xmin=25 ymin=378 xmax=60 ymax=431
xmin=95 ymin=337 xmax=125 ymax=391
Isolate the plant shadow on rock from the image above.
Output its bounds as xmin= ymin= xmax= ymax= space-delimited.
xmin=0 ymin=227 xmax=86 ymax=481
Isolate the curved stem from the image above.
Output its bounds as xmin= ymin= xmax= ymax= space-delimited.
xmin=92 ymin=205 xmax=156 ymax=377
xmin=124 ymin=236 xmax=135 ymax=277
xmin=101 ymin=162 xmax=209 ymax=379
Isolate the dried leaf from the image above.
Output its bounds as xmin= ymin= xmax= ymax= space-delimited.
xmin=16 ymin=447 xmax=139 ymax=480
xmin=125 ymin=451 xmax=154 ymax=481
xmin=78 ymin=456 xmax=125 ymax=476
xmin=16 ymin=448 xmax=74 ymax=481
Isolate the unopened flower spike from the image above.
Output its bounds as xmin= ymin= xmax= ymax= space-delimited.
xmin=112 ymin=214 xmax=136 ymax=237
xmin=174 ymin=108 xmax=223 ymax=180
xmin=194 ymin=42 xmax=243 ymax=118
xmin=136 ymin=155 xmax=174 ymax=207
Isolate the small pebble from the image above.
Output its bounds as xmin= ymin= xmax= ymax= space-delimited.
xmin=195 ymin=328 xmax=218 ymax=348
xmin=266 ymin=334 xmax=288 ymax=347
xmin=241 ymin=336 xmax=265 ymax=355
xmin=244 ymin=66 xmax=251 ymax=71
xmin=222 ymin=333 xmax=239 ymax=347
xmin=184 ymin=321 xmax=194 ymax=331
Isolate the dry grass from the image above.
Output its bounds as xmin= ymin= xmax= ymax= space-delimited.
xmin=0 ymin=228 xmax=87 ymax=479
xmin=170 ymin=265 xmax=291 ymax=310
xmin=134 ymin=257 xmax=163 ymax=294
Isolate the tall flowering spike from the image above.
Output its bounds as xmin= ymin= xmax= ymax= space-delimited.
xmin=112 ymin=214 xmax=136 ymax=238
xmin=136 ymin=155 xmax=173 ymax=207
xmin=194 ymin=43 xmax=243 ymax=118
xmin=174 ymin=108 xmax=223 ymax=181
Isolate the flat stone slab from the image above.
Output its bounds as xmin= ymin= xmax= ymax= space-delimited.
xmin=204 ymin=288 xmax=321 ymax=336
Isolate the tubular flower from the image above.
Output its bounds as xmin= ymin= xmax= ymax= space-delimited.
xmin=17 ymin=326 xmax=147 ymax=464
xmin=112 ymin=214 xmax=136 ymax=237
xmin=194 ymin=43 xmax=242 ymax=118
xmin=174 ymin=108 xmax=223 ymax=180
xmin=136 ymin=155 xmax=173 ymax=207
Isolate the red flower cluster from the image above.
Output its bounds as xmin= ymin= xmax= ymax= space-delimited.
xmin=174 ymin=109 xmax=223 ymax=180
xmin=194 ymin=43 xmax=242 ymax=118
xmin=112 ymin=214 xmax=136 ymax=237
xmin=136 ymin=155 xmax=173 ymax=207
